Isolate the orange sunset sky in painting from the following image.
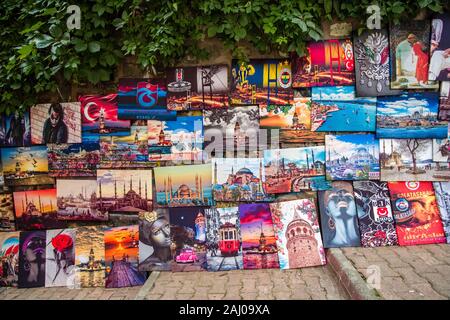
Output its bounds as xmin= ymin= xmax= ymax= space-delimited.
xmin=104 ymin=225 xmax=139 ymax=262
xmin=239 ymin=203 xmax=277 ymax=249
xmin=13 ymin=189 xmax=57 ymax=217
xmin=259 ymin=98 xmax=311 ymax=128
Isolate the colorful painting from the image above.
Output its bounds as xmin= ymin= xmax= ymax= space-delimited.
xmin=439 ymin=81 xmax=450 ymax=120
xmin=99 ymin=121 xmax=149 ymax=168
xmin=138 ymin=210 xmax=172 ymax=271
xmin=154 ymin=164 xmax=212 ymax=207
xmin=263 ymin=146 xmax=326 ymax=194
xmin=31 ymin=102 xmax=82 ymax=144
xmin=270 ymin=199 xmax=326 ymax=269
xmin=311 ymin=86 xmax=376 ymax=132
xmin=318 ymin=181 xmax=361 ymax=248
xmin=167 ymin=65 xmax=229 ymax=110
xmin=353 ymin=29 xmax=401 ymax=96
xmin=433 ymin=134 xmax=450 ymax=162
xmin=353 ymin=181 xmax=398 ymax=247
xmin=380 ymin=139 xmax=449 ymax=181
xmin=13 ymin=189 xmax=65 ymax=231
xmin=57 ymin=179 xmax=107 ymax=221
xmin=0 ymin=193 xmax=15 ymax=231
xmin=117 ymin=78 xmax=176 ymax=120
xmin=80 ymin=94 xmax=131 ymax=143
xmin=433 ymin=182 xmax=450 ymax=244
xmin=231 ymin=59 xmax=294 ymax=108
xmin=18 ymin=230 xmax=46 ymax=288
xmin=104 ymin=225 xmax=146 ymax=288
xmin=45 ymin=228 xmax=76 ymax=288
xmin=292 ymin=39 xmax=355 ymax=88
xmin=75 ymin=226 xmax=105 ymax=287
xmin=1 ymin=146 xmax=54 ymax=186
xmin=148 ymin=116 xmax=204 ymax=162
xmin=429 ymin=14 xmax=450 ymax=81
xmin=376 ymin=92 xmax=447 ymax=139
xmin=212 ymin=158 xmax=272 ymax=202
xmin=390 ymin=21 xmax=438 ymax=89
xmin=325 ymin=134 xmax=380 ymax=180
xmin=0 ymin=232 xmax=19 ymax=287
xmin=238 ymin=203 xmax=279 ymax=270
xmin=0 ymin=111 xmax=31 ymax=147
xmin=48 ymin=143 xmax=100 ymax=177
xmin=169 ymin=207 xmax=207 ymax=272
xmin=388 ymin=181 xmax=446 ymax=246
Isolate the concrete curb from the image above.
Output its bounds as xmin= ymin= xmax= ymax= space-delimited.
xmin=326 ymin=248 xmax=381 ymax=300
xmin=134 ymin=271 xmax=161 ymax=300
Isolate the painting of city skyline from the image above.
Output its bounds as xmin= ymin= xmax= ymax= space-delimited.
xmin=0 ymin=193 xmax=15 ymax=232
xmin=48 ymin=143 xmax=100 ymax=177
xmin=270 ymin=199 xmax=326 ymax=270
xmin=433 ymin=182 xmax=450 ymax=244
xmin=376 ymin=92 xmax=447 ymax=139
xmin=154 ymin=164 xmax=212 ymax=207
xmin=311 ymin=86 xmax=376 ymax=132
xmin=263 ymin=146 xmax=326 ymax=194
xmin=45 ymin=228 xmax=76 ymax=288
xmin=325 ymin=134 xmax=380 ymax=181
xmin=75 ymin=226 xmax=105 ymax=287
xmin=439 ymin=81 xmax=450 ymax=120
xmin=0 ymin=111 xmax=31 ymax=147
xmin=0 ymin=231 xmax=19 ymax=287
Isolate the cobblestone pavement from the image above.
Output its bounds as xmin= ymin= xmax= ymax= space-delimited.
xmin=341 ymin=244 xmax=450 ymax=300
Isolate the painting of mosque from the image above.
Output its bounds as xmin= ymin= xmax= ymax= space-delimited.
xmin=376 ymin=92 xmax=447 ymax=139
xmin=148 ymin=116 xmax=204 ymax=163
xmin=75 ymin=226 xmax=105 ymax=287
xmin=269 ymin=198 xmax=326 ymax=269
xmin=0 ymin=231 xmax=19 ymax=287
xmin=166 ymin=65 xmax=229 ymax=110
xmin=0 ymin=193 xmax=15 ymax=232
xmin=154 ymin=164 xmax=213 ymax=207
xmin=379 ymin=139 xmax=449 ymax=181
xmin=231 ymin=59 xmax=294 ymax=109
xmin=325 ymin=134 xmax=380 ymax=181
xmin=263 ymin=146 xmax=326 ymax=194
xmin=169 ymin=207 xmax=207 ymax=272
xmin=212 ymin=158 xmax=272 ymax=202
xmin=47 ymin=143 xmax=100 ymax=177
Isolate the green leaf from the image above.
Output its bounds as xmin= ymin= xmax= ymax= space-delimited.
xmin=324 ymin=0 xmax=333 ymax=14
xmin=73 ymin=39 xmax=87 ymax=52
xmin=18 ymin=45 xmax=34 ymax=59
xmin=88 ymin=41 xmax=101 ymax=53
xmin=49 ymin=25 xmax=62 ymax=38
xmin=34 ymin=34 xmax=54 ymax=49
xmin=207 ymin=26 xmax=217 ymax=37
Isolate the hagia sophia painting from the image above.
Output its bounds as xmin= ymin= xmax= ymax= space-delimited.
xmin=154 ymin=164 xmax=213 ymax=207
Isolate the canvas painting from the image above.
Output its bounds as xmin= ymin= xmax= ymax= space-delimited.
xmin=13 ymin=189 xmax=65 ymax=231
xmin=292 ymin=39 xmax=355 ymax=88
xmin=353 ymin=29 xmax=402 ymax=97
xmin=388 ymin=181 xmax=446 ymax=246
xmin=203 ymin=105 xmax=260 ymax=155
xmin=433 ymin=135 xmax=450 ymax=162
xmin=167 ymin=65 xmax=229 ymax=110
xmin=99 ymin=121 xmax=150 ymax=168
xmin=169 ymin=207 xmax=208 ymax=272
xmin=0 ymin=231 xmax=19 ymax=287
xmin=433 ymin=182 xmax=450 ymax=244
xmin=0 ymin=111 xmax=31 ymax=147
xmin=204 ymin=206 xmax=243 ymax=271
xmin=18 ymin=230 xmax=46 ymax=288
xmin=138 ymin=210 xmax=172 ymax=271
xmin=231 ymin=59 xmax=294 ymax=108
xmin=429 ymin=14 xmax=450 ymax=81
xmin=48 ymin=143 xmax=100 ymax=177
xmin=439 ymin=81 xmax=450 ymax=120
xmin=0 ymin=193 xmax=15 ymax=231
xmin=57 ymin=179 xmax=108 ymax=221
xmin=1 ymin=146 xmax=54 ymax=186
xmin=0 ymin=158 xmax=4 ymax=189
xmin=376 ymin=92 xmax=447 ymax=139
xmin=75 ymin=226 xmax=105 ymax=287
xmin=31 ymin=103 xmax=81 ymax=144
xmin=154 ymin=164 xmax=213 ymax=207
xmin=45 ymin=228 xmax=76 ymax=288
xmin=117 ymin=78 xmax=176 ymax=120
xmin=212 ymin=158 xmax=272 ymax=202
xmin=380 ymin=139 xmax=449 ymax=181
xmin=325 ymin=134 xmax=380 ymax=181
xmin=238 ymin=203 xmax=279 ymax=270
xmin=80 ymin=94 xmax=131 ymax=143
xmin=148 ymin=116 xmax=204 ymax=162
xmin=104 ymin=225 xmax=146 ymax=288
xmin=311 ymin=86 xmax=376 ymax=132
xmin=269 ymin=199 xmax=326 ymax=269
xmin=353 ymin=181 xmax=399 ymax=247
xmin=263 ymin=146 xmax=326 ymax=194
xmin=318 ymin=181 xmax=361 ymax=248
xmin=390 ymin=21 xmax=438 ymax=89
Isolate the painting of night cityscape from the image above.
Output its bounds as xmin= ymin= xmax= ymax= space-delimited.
xmin=263 ymin=146 xmax=326 ymax=194
xmin=48 ymin=143 xmax=100 ymax=177
xmin=376 ymin=92 xmax=447 ymax=139
xmin=325 ymin=134 xmax=380 ymax=180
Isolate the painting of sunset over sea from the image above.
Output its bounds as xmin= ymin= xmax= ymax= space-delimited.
xmin=238 ymin=203 xmax=279 ymax=270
